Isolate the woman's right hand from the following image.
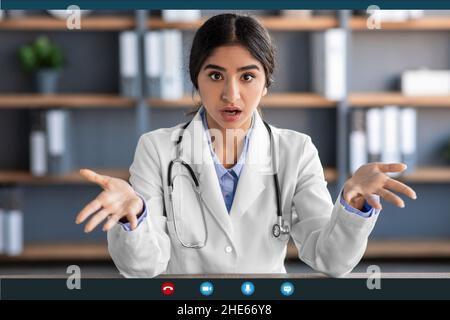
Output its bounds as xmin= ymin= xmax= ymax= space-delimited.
xmin=75 ymin=169 xmax=144 ymax=233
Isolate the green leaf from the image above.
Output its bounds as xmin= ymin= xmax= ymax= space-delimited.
xmin=18 ymin=36 xmax=64 ymax=72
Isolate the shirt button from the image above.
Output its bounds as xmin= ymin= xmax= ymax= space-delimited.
xmin=225 ymin=246 xmax=233 ymax=253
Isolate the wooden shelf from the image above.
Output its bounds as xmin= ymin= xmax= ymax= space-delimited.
xmin=0 ymin=15 xmax=339 ymax=32
xmin=0 ymin=169 xmax=130 ymax=185
xmin=150 ymin=16 xmax=339 ymax=31
xmin=149 ymin=93 xmax=337 ymax=109
xmin=3 ymin=15 xmax=450 ymax=32
xmin=0 ymin=168 xmax=336 ymax=185
xmin=4 ymin=239 xmax=450 ymax=262
xmin=400 ymin=167 xmax=450 ymax=183
xmin=0 ymin=94 xmax=135 ymax=109
xmin=0 ymin=243 xmax=110 ymax=262
xmin=0 ymin=16 xmax=135 ymax=31
xmin=287 ymin=240 xmax=450 ymax=260
xmin=351 ymin=16 xmax=450 ymax=31
xmin=349 ymin=92 xmax=450 ymax=107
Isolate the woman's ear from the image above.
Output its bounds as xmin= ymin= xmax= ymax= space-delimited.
xmin=262 ymin=87 xmax=268 ymax=96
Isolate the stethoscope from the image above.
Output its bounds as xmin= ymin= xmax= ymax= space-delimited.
xmin=167 ymin=115 xmax=290 ymax=249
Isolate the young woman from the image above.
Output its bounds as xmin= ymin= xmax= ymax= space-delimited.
xmin=76 ymin=13 xmax=417 ymax=278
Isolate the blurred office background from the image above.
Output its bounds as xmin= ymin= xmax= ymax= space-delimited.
xmin=0 ymin=9 xmax=450 ymax=276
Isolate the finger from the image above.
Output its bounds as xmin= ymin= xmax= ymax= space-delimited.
xmin=103 ymin=214 xmax=121 ymax=232
xmin=363 ymin=193 xmax=382 ymax=210
xmin=79 ymin=169 xmax=111 ymax=189
xmin=384 ymin=178 xmax=417 ymax=200
xmin=84 ymin=208 xmax=112 ymax=233
xmin=377 ymin=163 xmax=407 ymax=174
xmin=127 ymin=214 xmax=138 ymax=231
xmin=377 ymin=188 xmax=405 ymax=208
xmin=76 ymin=198 xmax=102 ymax=224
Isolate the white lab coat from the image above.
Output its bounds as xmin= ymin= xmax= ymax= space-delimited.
xmin=108 ymin=108 xmax=379 ymax=278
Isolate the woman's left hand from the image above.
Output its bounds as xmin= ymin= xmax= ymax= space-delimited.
xmin=343 ymin=162 xmax=417 ymax=211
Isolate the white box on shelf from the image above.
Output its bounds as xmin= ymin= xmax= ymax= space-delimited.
xmin=374 ymin=10 xmax=421 ymax=22
xmin=311 ymin=28 xmax=347 ymax=101
xmin=402 ymin=70 xmax=450 ymax=96
xmin=162 ymin=10 xmax=201 ymax=22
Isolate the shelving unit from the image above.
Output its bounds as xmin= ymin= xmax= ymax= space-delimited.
xmin=0 ymin=94 xmax=135 ymax=109
xmin=286 ymin=240 xmax=450 ymax=260
xmin=349 ymin=92 xmax=450 ymax=108
xmin=3 ymin=239 xmax=450 ymax=262
xmin=1 ymin=11 xmax=450 ymax=265
xmin=0 ymin=169 xmax=130 ymax=184
xmin=0 ymin=15 xmax=339 ymax=31
xmin=0 ymin=15 xmax=136 ymax=30
xmin=350 ymin=16 xmax=450 ymax=30
xmin=0 ymin=243 xmax=110 ymax=262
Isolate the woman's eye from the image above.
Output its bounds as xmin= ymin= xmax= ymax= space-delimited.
xmin=242 ymin=73 xmax=255 ymax=82
xmin=209 ymin=72 xmax=223 ymax=81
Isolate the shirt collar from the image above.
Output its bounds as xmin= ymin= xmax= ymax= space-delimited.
xmin=200 ymin=107 xmax=254 ymax=178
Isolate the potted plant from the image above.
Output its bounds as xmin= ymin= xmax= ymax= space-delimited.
xmin=18 ymin=36 xmax=64 ymax=94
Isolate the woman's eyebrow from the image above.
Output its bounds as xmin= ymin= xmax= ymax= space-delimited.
xmin=203 ymin=64 xmax=261 ymax=72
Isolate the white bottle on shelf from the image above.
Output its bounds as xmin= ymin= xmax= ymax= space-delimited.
xmin=4 ymin=190 xmax=24 ymax=257
xmin=30 ymin=111 xmax=47 ymax=177
xmin=0 ymin=191 xmax=5 ymax=255
xmin=46 ymin=109 xmax=71 ymax=175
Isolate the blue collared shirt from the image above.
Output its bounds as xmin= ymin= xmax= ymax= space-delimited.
xmin=200 ymin=108 xmax=252 ymax=213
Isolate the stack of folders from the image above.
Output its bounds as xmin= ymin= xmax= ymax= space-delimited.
xmin=349 ymin=106 xmax=417 ymax=177
xmin=371 ymin=10 xmax=424 ymax=22
xmin=119 ymin=30 xmax=184 ymax=99
xmin=311 ymin=28 xmax=347 ymax=101
xmin=0 ymin=189 xmax=24 ymax=256
xmin=29 ymin=109 xmax=72 ymax=176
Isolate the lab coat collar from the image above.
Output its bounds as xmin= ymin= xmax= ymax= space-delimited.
xmin=178 ymin=106 xmax=272 ymax=238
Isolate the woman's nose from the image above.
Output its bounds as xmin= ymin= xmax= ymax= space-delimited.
xmin=221 ymin=79 xmax=241 ymax=103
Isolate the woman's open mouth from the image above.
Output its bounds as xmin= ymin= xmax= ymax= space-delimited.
xmin=220 ymin=109 xmax=242 ymax=122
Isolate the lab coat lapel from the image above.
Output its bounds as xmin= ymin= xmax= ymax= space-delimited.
xmin=230 ymin=111 xmax=272 ymax=220
xmin=179 ymin=109 xmax=234 ymax=239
